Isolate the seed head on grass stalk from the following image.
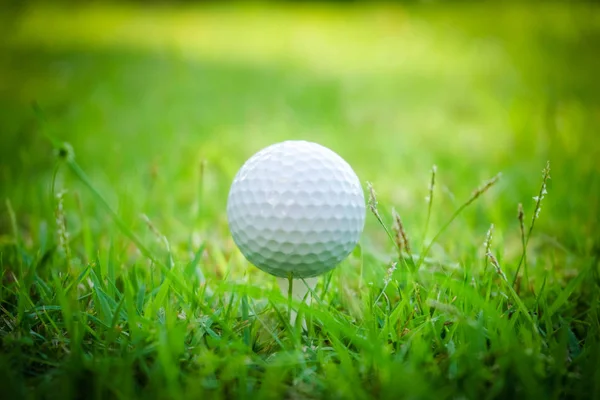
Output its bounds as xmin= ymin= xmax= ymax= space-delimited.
xmin=392 ymin=207 xmax=411 ymax=257
xmin=367 ymin=182 xmax=414 ymax=272
xmin=374 ymin=262 xmax=397 ymax=307
xmin=486 ymin=251 xmax=537 ymax=330
xmin=486 ymin=251 xmax=507 ymax=282
xmin=531 ymin=161 xmax=551 ymax=222
xmin=468 ymin=173 xmax=502 ymax=205
xmin=482 ymin=223 xmax=494 ymax=272
xmin=367 ymin=181 xmax=395 ymax=246
xmin=512 ymin=161 xmax=551 ymax=289
xmin=383 ymin=262 xmax=397 ymax=286
xmin=366 ymin=181 xmax=379 ymax=216
xmin=420 ymin=165 xmax=437 ymax=256
xmin=55 ymin=189 xmax=71 ymax=268
xmin=424 ymin=165 xmax=437 ymax=215
xmin=483 ymin=223 xmax=494 ymax=253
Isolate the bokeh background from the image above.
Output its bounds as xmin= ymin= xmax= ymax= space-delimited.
xmin=1 ymin=0 xmax=599 ymax=265
xmin=1 ymin=2 xmax=600 ymax=398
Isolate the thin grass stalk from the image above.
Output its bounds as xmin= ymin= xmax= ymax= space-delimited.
xmin=420 ymin=165 xmax=437 ymax=257
xmin=483 ymin=223 xmax=494 ymax=273
xmin=417 ymin=173 xmax=502 ymax=269
xmin=512 ymin=161 xmax=551 ymax=288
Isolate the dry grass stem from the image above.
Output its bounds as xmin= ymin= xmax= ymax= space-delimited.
xmin=367 ymin=181 xmax=379 ymax=217
xmin=466 ymin=173 xmax=502 ymax=207
xmin=530 ymin=161 xmax=551 ymax=232
xmin=55 ymin=190 xmax=71 ymax=266
xmin=486 ymin=252 xmax=507 ymax=282
xmin=425 ymin=165 xmax=437 ymax=205
xmin=392 ymin=207 xmax=412 ymax=256
xmin=483 ymin=223 xmax=494 ymax=271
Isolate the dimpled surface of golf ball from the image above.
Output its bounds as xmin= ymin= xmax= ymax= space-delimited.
xmin=227 ymin=140 xmax=366 ymax=278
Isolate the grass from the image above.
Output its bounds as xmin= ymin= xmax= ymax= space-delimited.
xmin=1 ymin=1 xmax=600 ymax=399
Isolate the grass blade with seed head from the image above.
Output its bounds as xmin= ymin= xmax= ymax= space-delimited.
xmin=512 ymin=161 xmax=551 ymax=289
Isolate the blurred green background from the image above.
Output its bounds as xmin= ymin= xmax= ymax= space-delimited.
xmin=1 ymin=0 xmax=599 ymax=265
xmin=1 ymin=2 xmax=600 ymax=398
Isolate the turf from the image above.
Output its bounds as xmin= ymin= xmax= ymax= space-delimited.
xmin=1 ymin=2 xmax=599 ymax=399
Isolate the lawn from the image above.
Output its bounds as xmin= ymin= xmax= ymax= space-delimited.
xmin=1 ymin=1 xmax=599 ymax=399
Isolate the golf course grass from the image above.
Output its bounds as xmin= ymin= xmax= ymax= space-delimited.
xmin=1 ymin=1 xmax=599 ymax=398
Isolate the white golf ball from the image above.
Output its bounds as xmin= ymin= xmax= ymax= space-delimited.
xmin=227 ymin=140 xmax=366 ymax=278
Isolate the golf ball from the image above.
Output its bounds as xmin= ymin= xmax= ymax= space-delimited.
xmin=227 ymin=140 xmax=366 ymax=278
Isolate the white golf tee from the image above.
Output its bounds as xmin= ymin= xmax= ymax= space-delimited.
xmin=276 ymin=276 xmax=319 ymax=330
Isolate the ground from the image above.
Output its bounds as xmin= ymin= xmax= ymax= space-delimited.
xmin=0 ymin=2 xmax=599 ymax=399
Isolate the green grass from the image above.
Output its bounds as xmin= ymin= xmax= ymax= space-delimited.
xmin=1 ymin=2 xmax=600 ymax=399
